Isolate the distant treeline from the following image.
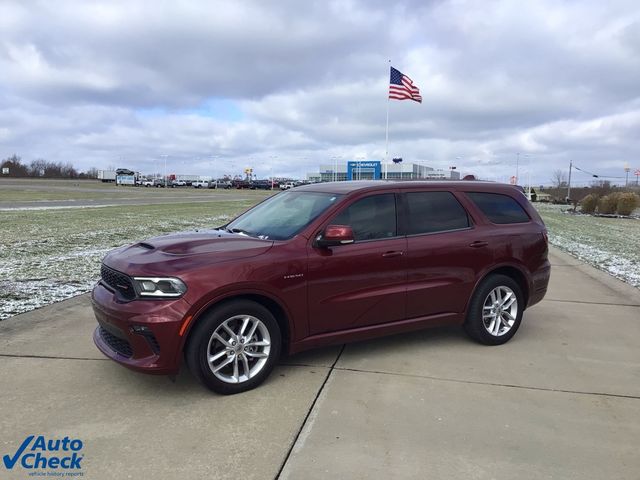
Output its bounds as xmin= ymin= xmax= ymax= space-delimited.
xmin=0 ymin=155 xmax=98 ymax=179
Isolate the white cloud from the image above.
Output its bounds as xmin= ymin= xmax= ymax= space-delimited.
xmin=0 ymin=0 xmax=638 ymax=184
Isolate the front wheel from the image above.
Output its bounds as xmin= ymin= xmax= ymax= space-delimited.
xmin=185 ymin=300 xmax=282 ymax=394
xmin=464 ymin=274 xmax=524 ymax=345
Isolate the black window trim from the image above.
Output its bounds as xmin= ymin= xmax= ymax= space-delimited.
xmin=320 ymin=191 xmax=402 ymax=244
xmin=397 ymin=190 xmax=475 ymax=238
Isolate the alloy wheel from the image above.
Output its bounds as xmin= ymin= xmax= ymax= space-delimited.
xmin=206 ymin=315 xmax=271 ymax=384
xmin=482 ymin=286 xmax=518 ymax=336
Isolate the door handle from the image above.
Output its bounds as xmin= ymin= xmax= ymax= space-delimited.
xmin=469 ymin=241 xmax=488 ymax=248
xmin=382 ymin=251 xmax=404 ymax=258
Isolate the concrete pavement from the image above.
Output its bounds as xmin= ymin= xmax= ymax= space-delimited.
xmin=1 ymin=246 xmax=639 ymax=479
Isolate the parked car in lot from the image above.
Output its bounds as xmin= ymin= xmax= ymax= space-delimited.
xmin=208 ymin=180 xmax=232 ymax=189
xmin=140 ymin=179 xmax=154 ymax=187
xmin=231 ymin=179 xmax=251 ymax=189
xmin=192 ymin=180 xmax=209 ymax=189
xmin=171 ymin=180 xmax=188 ymax=187
xmin=92 ymin=181 xmax=550 ymax=394
xmin=250 ymin=179 xmax=273 ymax=190
xmin=280 ymin=182 xmax=295 ymax=190
xmin=153 ymin=179 xmax=166 ymax=188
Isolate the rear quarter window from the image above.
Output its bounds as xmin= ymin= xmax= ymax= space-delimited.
xmin=466 ymin=192 xmax=530 ymax=224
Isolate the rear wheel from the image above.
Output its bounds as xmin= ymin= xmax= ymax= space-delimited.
xmin=464 ymin=274 xmax=524 ymax=345
xmin=185 ymin=300 xmax=281 ymax=394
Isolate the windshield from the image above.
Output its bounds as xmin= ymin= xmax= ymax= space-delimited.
xmin=225 ymin=191 xmax=341 ymax=240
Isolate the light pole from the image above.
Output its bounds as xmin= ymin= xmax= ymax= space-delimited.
xmin=269 ymin=155 xmax=278 ymax=189
xmin=567 ymin=160 xmax=572 ymax=203
xmin=205 ymin=155 xmax=218 ymax=187
xmin=160 ymin=154 xmax=168 ymax=187
xmin=525 ymin=154 xmax=532 ymax=200
xmin=516 ymin=152 xmax=520 ymax=185
xmin=331 ymin=156 xmax=342 ymax=182
xmin=455 ymin=156 xmax=464 ymax=181
xmin=355 ymin=156 xmax=365 ymax=180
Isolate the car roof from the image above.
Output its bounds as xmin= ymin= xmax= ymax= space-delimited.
xmin=294 ymin=180 xmax=523 ymax=196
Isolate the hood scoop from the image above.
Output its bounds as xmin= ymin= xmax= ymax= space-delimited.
xmin=129 ymin=231 xmax=274 ymax=257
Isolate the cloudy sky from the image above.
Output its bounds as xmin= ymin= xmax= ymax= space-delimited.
xmin=1 ymin=0 xmax=639 ymax=185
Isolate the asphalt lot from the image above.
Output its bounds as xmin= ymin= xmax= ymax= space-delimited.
xmin=1 ymin=246 xmax=639 ymax=479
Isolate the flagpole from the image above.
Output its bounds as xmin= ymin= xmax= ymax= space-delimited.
xmin=384 ymin=59 xmax=390 ymax=180
xmin=385 ymin=97 xmax=390 ymax=180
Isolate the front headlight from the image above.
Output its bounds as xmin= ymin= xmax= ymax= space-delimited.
xmin=132 ymin=277 xmax=187 ymax=298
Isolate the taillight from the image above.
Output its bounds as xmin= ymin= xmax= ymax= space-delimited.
xmin=542 ymin=230 xmax=549 ymax=246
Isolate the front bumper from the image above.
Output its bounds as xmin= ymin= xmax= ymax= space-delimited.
xmin=92 ymin=282 xmax=191 ymax=375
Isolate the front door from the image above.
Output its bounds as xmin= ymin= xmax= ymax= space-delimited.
xmin=307 ymin=192 xmax=407 ymax=335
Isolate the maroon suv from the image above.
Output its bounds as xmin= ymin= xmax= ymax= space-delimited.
xmin=92 ymin=181 xmax=550 ymax=394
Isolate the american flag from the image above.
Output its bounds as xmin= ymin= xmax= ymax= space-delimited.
xmin=389 ymin=67 xmax=422 ymax=103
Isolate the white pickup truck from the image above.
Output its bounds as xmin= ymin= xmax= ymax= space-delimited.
xmin=280 ymin=182 xmax=295 ymax=190
xmin=140 ymin=179 xmax=154 ymax=187
xmin=192 ymin=180 xmax=210 ymax=189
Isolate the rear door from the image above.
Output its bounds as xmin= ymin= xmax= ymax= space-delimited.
xmin=402 ymin=190 xmax=491 ymax=320
xmin=307 ymin=192 xmax=407 ymax=335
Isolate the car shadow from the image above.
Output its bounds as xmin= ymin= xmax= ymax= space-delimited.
xmin=98 ymin=325 xmax=466 ymax=396
xmin=283 ymin=325 xmax=466 ymax=365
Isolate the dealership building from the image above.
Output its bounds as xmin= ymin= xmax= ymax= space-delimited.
xmin=307 ymin=161 xmax=460 ymax=182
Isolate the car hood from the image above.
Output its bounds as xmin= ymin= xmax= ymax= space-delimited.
xmin=103 ymin=229 xmax=274 ymax=275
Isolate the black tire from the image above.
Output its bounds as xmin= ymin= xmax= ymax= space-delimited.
xmin=464 ymin=274 xmax=524 ymax=345
xmin=185 ymin=300 xmax=282 ymax=395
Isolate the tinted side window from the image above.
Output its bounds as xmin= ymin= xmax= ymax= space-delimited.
xmin=405 ymin=191 xmax=470 ymax=235
xmin=466 ymin=192 xmax=530 ymax=224
xmin=331 ymin=194 xmax=396 ymax=241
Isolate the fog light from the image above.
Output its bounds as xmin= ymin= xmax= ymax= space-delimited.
xmin=130 ymin=325 xmax=150 ymax=333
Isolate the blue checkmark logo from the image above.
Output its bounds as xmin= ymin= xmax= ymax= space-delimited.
xmin=3 ymin=435 xmax=34 ymax=469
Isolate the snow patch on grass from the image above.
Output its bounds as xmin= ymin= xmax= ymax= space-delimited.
xmin=0 ymin=202 xmax=246 ymax=320
xmin=535 ymin=203 xmax=640 ymax=288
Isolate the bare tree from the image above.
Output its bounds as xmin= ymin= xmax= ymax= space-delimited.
xmin=85 ymin=167 xmax=99 ymax=179
xmin=551 ymin=170 xmax=568 ymax=188
xmin=60 ymin=163 xmax=78 ymax=178
xmin=29 ymin=159 xmax=47 ymax=177
xmin=1 ymin=154 xmax=29 ymax=176
xmin=550 ymin=170 xmax=568 ymax=201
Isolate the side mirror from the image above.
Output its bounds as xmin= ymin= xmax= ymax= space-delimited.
xmin=315 ymin=225 xmax=355 ymax=248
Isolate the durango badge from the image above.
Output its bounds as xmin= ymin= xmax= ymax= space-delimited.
xmin=3 ymin=435 xmax=84 ymax=471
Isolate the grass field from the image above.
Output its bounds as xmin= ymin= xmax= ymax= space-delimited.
xmin=0 ymin=190 xmax=270 ymax=320
xmin=1 ymin=179 xmax=638 ymax=321
xmin=0 ymin=178 xmax=251 ymax=203
xmin=535 ymin=203 xmax=640 ymax=288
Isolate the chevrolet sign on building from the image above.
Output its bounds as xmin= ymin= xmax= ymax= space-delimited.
xmin=347 ymin=161 xmax=382 ymax=180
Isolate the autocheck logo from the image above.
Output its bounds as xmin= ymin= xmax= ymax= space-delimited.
xmin=3 ymin=435 xmax=84 ymax=474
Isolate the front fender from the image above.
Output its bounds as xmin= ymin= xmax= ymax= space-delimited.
xmin=173 ymin=285 xmax=299 ymax=367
